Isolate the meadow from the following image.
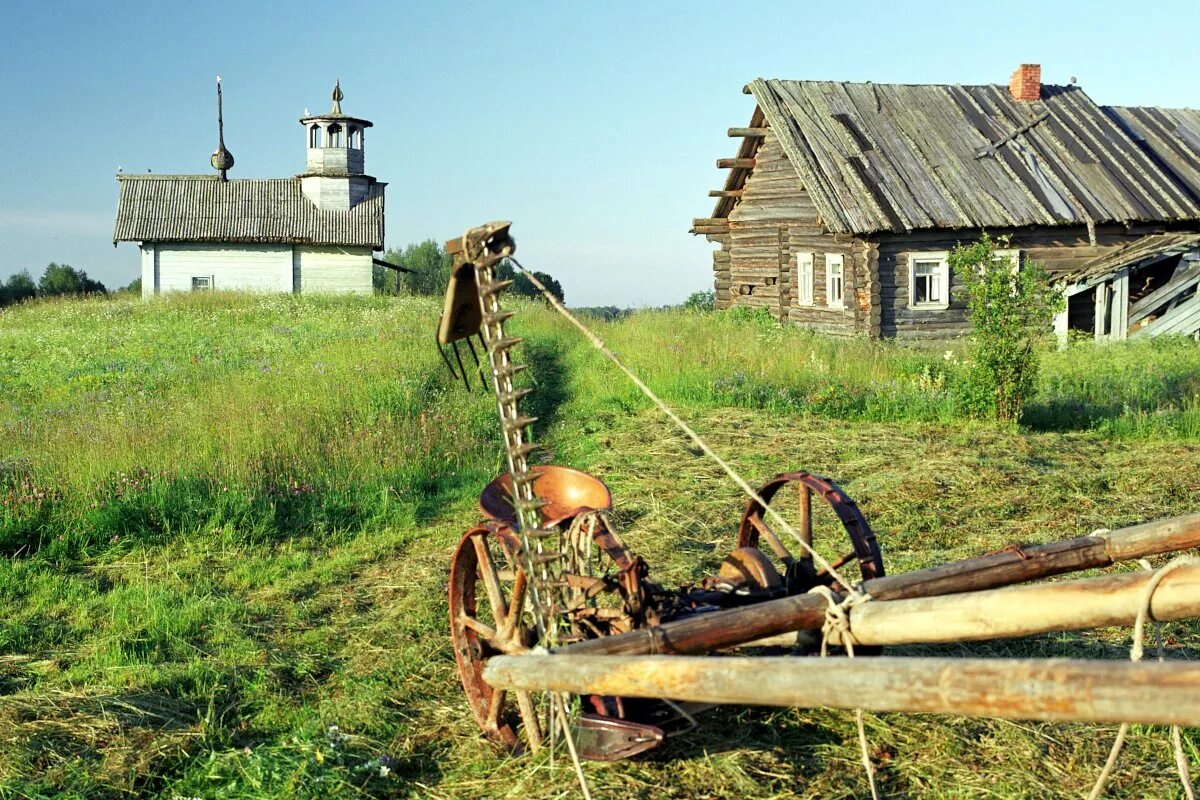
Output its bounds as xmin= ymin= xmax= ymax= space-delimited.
xmin=1 ymin=291 xmax=1198 ymax=799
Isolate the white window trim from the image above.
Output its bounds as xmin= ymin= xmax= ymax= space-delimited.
xmin=796 ymin=252 xmax=814 ymax=306
xmin=825 ymin=254 xmax=845 ymax=309
xmin=908 ymin=251 xmax=950 ymax=311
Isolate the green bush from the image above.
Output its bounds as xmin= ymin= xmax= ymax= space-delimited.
xmin=950 ymin=234 xmax=1063 ymax=423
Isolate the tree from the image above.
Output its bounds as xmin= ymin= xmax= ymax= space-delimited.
xmin=683 ymin=290 xmax=715 ymax=311
xmin=38 ymin=263 xmax=106 ymax=297
xmin=950 ymin=233 xmax=1064 ymax=423
xmin=0 ymin=271 xmax=37 ymax=307
xmin=120 ymin=277 xmax=142 ymax=294
xmin=386 ymin=239 xmax=454 ymax=296
xmin=494 ymin=261 xmax=565 ymax=305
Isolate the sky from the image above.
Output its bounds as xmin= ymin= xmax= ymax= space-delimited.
xmin=1 ymin=0 xmax=1198 ymax=307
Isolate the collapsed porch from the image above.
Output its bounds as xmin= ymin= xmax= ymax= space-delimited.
xmin=1058 ymin=233 xmax=1200 ymax=341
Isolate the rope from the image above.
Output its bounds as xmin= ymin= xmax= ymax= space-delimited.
xmin=1086 ymin=556 xmax=1198 ymax=800
xmin=507 ymin=258 xmax=864 ymax=599
xmin=810 ymin=585 xmax=880 ymax=800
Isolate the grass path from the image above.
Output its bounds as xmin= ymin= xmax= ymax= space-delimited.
xmin=1 ymin=294 xmax=1198 ymax=798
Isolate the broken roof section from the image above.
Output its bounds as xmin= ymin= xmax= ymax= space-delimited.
xmin=732 ymin=79 xmax=1200 ymax=235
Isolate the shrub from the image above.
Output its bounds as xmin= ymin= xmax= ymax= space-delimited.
xmin=950 ymin=234 xmax=1064 ymax=423
xmin=683 ymin=290 xmax=715 ymax=311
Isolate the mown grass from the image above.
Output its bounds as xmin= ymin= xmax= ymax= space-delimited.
xmin=0 ymin=292 xmax=1198 ymax=799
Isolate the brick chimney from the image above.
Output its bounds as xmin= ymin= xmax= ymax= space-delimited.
xmin=1009 ymin=64 xmax=1041 ymax=102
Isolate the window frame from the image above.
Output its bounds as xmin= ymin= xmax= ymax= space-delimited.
xmin=825 ymin=253 xmax=845 ymax=309
xmin=796 ymin=252 xmax=814 ymax=306
xmin=908 ymin=250 xmax=951 ymax=311
xmin=191 ymin=276 xmax=213 ymax=292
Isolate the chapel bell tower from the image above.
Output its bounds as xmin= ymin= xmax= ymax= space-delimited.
xmin=299 ymin=81 xmax=375 ymax=211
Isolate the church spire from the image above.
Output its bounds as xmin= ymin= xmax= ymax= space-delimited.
xmin=211 ymin=75 xmax=235 ymax=181
xmin=331 ymin=79 xmax=343 ymax=115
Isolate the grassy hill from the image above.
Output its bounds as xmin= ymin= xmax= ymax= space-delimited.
xmin=1 ymin=292 xmax=1198 ymax=798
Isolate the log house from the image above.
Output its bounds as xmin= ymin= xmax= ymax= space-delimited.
xmin=694 ymin=65 xmax=1200 ymax=340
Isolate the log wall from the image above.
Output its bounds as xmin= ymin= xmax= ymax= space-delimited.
xmin=722 ymin=130 xmax=864 ymax=335
xmin=871 ymin=225 xmax=1169 ymax=340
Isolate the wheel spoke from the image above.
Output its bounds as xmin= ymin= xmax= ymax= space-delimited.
xmin=486 ymin=687 xmax=507 ymax=728
xmin=459 ymin=613 xmax=499 ymax=642
xmin=471 ymin=532 xmax=509 ymax=628
xmin=797 ymin=483 xmax=813 ymax=563
xmin=515 ymin=690 xmax=543 ymax=753
xmin=748 ymin=513 xmax=795 ymax=565
xmin=815 ymin=550 xmax=858 ymax=580
xmin=502 ymin=568 xmax=528 ymax=640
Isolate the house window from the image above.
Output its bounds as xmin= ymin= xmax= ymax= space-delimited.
xmin=796 ymin=252 xmax=814 ymax=305
xmin=349 ymin=126 xmax=362 ymax=149
xmin=327 ymin=123 xmax=344 ymax=147
xmin=909 ymin=251 xmax=950 ymax=310
xmin=309 ymin=124 xmax=323 ymax=148
xmin=191 ymin=276 xmax=212 ymax=291
xmin=825 ymin=254 xmax=845 ymax=308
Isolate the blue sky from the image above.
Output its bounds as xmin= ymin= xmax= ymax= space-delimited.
xmin=1 ymin=0 xmax=1197 ymax=306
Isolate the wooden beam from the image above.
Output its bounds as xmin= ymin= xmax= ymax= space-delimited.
xmin=556 ymin=514 xmax=1200 ymax=657
xmin=485 ymin=655 xmax=1200 ymax=727
xmin=838 ymin=562 xmax=1200 ymax=647
xmin=717 ymin=158 xmax=756 ymax=169
xmin=728 ymin=127 xmax=768 ymax=138
xmin=1129 ymin=264 xmax=1200 ymax=323
xmin=708 ymin=189 xmax=744 ymax=198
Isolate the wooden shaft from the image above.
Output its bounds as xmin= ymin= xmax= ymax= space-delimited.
xmin=708 ymin=189 xmax=744 ymax=198
xmin=728 ymin=127 xmax=768 ymax=137
xmin=839 ymin=562 xmax=1200 ymax=646
xmin=717 ymin=158 xmax=756 ymax=169
xmin=484 ymin=655 xmax=1200 ymax=727
xmin=556 ymin=514 xmax=1200 ymax=657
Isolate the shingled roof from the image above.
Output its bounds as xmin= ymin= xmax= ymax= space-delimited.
xmin=1105 ymin=106 xmax=1200 ymax=203
xmin=732 ymin=79 xmax=1200 ymax=235
xmin=112 ymin=175 xmax=385 ymax=248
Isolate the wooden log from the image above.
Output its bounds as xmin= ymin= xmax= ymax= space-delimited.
xmin=728 ymin=127 xmax=769 ymax=137
xmin=484 ymin=655 xmax=1200 ymax=727
xmin=708 ymin=189 xmax=744 ymax=198
xmin=556 ymin=514 xmax=1200 ymax=657
xmin=836 ymin=562 xmax=1200 ymax=647
xmin=717 ymin=158 xmax=756 ymax=169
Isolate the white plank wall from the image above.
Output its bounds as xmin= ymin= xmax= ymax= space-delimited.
xmin=154 ymin=244 xmax=293 ymax=293
xmin=296 ymin=246 xmax=373 ymax=294
xmin=138 ymin=242 xmax=375 ymax=295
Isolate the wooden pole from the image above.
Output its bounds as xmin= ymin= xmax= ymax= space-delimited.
xmin=484 ymin=655 xmax=1200 ymax=726
xmin=556 ymin=514 xmax=1200 ymax=657
xmin=836 ymin=562 xmax=1200 ymax=646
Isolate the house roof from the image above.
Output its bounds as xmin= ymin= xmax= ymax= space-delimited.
xmin=725 ymin=79 xmax=1200 ymax=235
xmin=1105 ymin=106 xmax=1200 ymax=202
xmin=112 ymin=175 xmax=385 ymax=248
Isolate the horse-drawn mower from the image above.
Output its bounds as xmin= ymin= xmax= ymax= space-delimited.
xmin=437 ymin=221 xmax=1200 ymax=773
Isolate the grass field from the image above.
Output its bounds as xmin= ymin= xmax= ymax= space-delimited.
xmin=1 ymin=292 xmax=1198 ymax=799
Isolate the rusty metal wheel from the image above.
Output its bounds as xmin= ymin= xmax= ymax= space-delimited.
xmin=736 ymin=471 xmax=884 ymax=594
xmin=448 ymin=524 xmax=546 ymax=752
